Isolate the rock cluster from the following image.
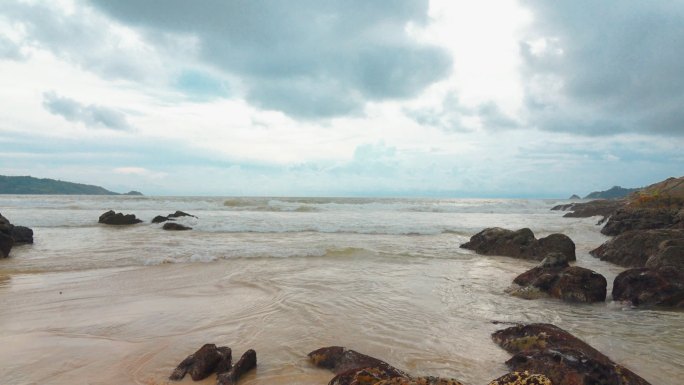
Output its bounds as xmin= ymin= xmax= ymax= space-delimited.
xmin=170 ymin=344 xmax=255 ymax=385
xmin=0 ymin=212 xmax=34 ymax=258
xmin=492 ymin=323 xmax=652 ymax=385
xmin=152 ymin=210 xmax=197 ymax=223
xmin=460 ymin=228 xmax=575 ymax=262
xmin=509 ymin=253 xmax=607 ymax=303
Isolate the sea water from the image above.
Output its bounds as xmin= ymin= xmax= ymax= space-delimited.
xmin=0 ymin=196 xmax=681 ymax=384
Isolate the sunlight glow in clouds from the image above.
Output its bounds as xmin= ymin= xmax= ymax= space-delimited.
xmin=0 ymin=0 xmax=681 ymax=196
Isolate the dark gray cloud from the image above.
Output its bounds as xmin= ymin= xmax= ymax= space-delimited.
xmin=521 ymin=0 xmax=684 ymax=136
xmin=42 ymin=91 xmax=132 ymax=131
xmin=89 ymin=0 xmax=452 ymax=118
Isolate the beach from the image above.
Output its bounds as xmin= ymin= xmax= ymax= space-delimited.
xmin=0 ymin=196 xmax=682 ymax=385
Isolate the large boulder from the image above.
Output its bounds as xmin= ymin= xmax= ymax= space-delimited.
xmin=590 ymin=229 xmax=684 ymax=268
xmin=217 ymin=349 xmax=257 ymax=385
xmin=0 ymin=232 xmax=12 ymax=258
xmin=510 ymin=255 xmax=607 ymax=303
xmin=98 ymin=210 xmax=142 ymax=225
xmin=492 ymin=323 xmax=652 ymax=385
xmin=0 ymin=212 xmax=34 ymax=257
xmin=612 ymin=267 xmax=684 ymax=308
xmin=169 ymin=343 xmax=233 ymax=381
xmin=460 ymin=228 xmax=575 ymax=262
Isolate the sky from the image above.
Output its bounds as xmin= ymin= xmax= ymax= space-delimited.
xmin=0 ymin=0 xmax=682 ymax=197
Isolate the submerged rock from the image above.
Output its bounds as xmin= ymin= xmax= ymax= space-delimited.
xmin=98 ymin=210 xmax=142 ymax=225
xmin=510 ymin=255 xmax=606 ymax=303
xmin=163 ymin=222 xmax=192 ymax=231
xmin=217 ymin=349 xmax=256 ymax=385
xmin=590 ymin=229 xmax=684 ymax=268
xmin=460 ymin=227 xmax=576 ymax=262
xmin=168 ymin=210 xmax=197 ymax=218
xmin=492 ymin=323 xmax=652 ymax=385
xmin=612 ymin=267 xmax=684 ymax=308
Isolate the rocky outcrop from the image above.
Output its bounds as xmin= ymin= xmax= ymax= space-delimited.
xmin=612 ymin=267 xmax=684 ymax=308
xmin=163 ymin=222 xmax=192 ymax=231
xmin=460 ymin=228 xmax=576 ymax=262
xmin=170 ymin=344 xmax=253 ymax=384
xmin=492 ymin=323 xmax=652 ymax=385
xmin=551 ymin=199 xmax=624 ymax=220
xmin=509 ymin=253 xmax=606 ymax=303
xmin=10 ymin=225 xmax=33 ymax=244
xmin=590 ymin=229 xmax=684 ymax=268
xmin=98 ymin=210 xmax=142 ymax=225
xmin=151 ymin=215 xmax=169 ymax=224
xmin=645 ymin=238 xmax=684 ymax=270
xmin=600 ymin=208 xmax=683 ymax=236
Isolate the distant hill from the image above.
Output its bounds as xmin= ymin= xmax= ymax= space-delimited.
xmin=0 ymin=175 xmax=142 ymax=195
xmin=584 ymin=185 xmax=640 ymax=199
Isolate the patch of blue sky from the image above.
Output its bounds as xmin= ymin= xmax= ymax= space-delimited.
xmin=174 ymin=69 xmax=230 ymax=100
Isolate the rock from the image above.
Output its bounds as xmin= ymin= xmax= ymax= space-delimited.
xmin=505 ymin=348 xmax=650 ymax=385
xmin=168 ymin=210 xmax=197 ymax=218
xmin=492 ymin=323 xmax=652 ymax=385
xmin=568 ymin=194 xmax=581 ymax=200
xmin=151 ymin=215 xmax=170 ymax=224
xmin=460 ymin=228 xmax=576 ymax=262
xmin=601 ymin=208 xmax=682 ymax=236
xmin=98 ymin=210 xmax=142 ymax=225
xmin=590 ymin=229 xmax=684 ymax=268
xmin=0 ymin=232 xmax=13 ymax=258
xmin=612 ymin=267 xmax=684 ymax=308
xmin=487 ymin=371 xmax=552 ymax=385
xmin=309 ymin=347 xmax=410 ymax=385
xmin=123 ymin=190 xmax=143 ymax=196
xmin=10 ymin=225 xmax=33 ymax=244
xmin=217 ymin=349 xmax=256 ymax=385
xmin=510 ymin=256 xmax=607 ymax=303
xmin=169 ymin=343 xmax=231 ymax=381
xmin=162 ymin=222 xmax=192 ymax=231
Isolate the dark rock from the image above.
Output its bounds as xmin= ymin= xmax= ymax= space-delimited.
xmin=216 ymin=346 xmax=233 ymax=374
xmin=511 ymin=260 xmax=606 ymax=303
xmin=0 ymin=232 xmax=13 ymax=258
xmin=590 ymin=229 xmax=684 ymax=268
xmin=539 ymin=252 xmax=572 ymax=268
xmin=492 ymin=323 xmax=652 ymax=385
xmin=10 ymin=225 xmax=33 ymax=244
xmin=487 ymin=371 xmax=552 ymax=385
xmin=328 ymin=366 xmax=408 ymax=385
xmin=309 ymin=346 xmax=408 ymax=377
xmin=98 ymin=210 xmax=142 ymax=225
xmin=373 ymin=377 xmax=466 ymax=385
xmin=168 ymin=210 xmax=197 ymax=218
xmin=169 ymin=343 xmax=230 ymax=381
xmin=601 ymin=208 xmax=682 ymax=236
xmin=612 ymin=267 xmax=684 ymax=308
xmin=162 ymin=222 xmax=192 ymax=231
xmin=151 ymin=215 xmax=169 ymax=224
xmin=460 ymin=227 xmax=576 ymax=262
xmin=217 ymin=349 xmax=256 ymax=385
xmin=505 ymin=348 xmax=650 ymax=385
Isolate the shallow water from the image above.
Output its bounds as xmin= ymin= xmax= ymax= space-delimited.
xmin=0 ymin=196 xmax=682 ymax=385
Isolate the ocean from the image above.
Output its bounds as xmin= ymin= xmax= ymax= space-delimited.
xmin=0 ymin=195 xmax=682 ymax=384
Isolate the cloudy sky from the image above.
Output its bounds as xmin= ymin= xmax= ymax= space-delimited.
xmin=0 ymin=0 xmax=682 ymax=197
